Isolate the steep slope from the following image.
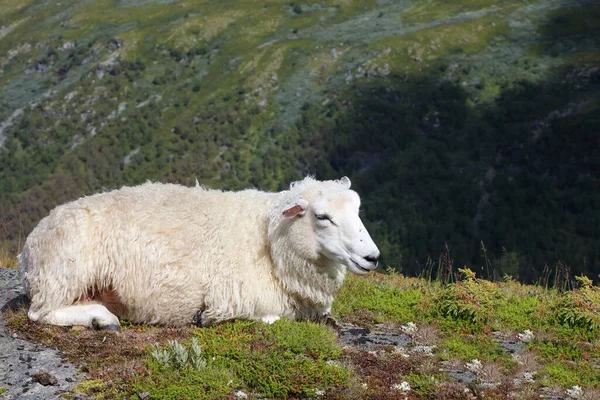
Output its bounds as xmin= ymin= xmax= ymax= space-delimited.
xmin=0 ymin=0 xmax=598 ymax=281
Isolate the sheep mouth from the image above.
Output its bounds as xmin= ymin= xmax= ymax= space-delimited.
xmin=350 ymin=258 xmax=371 ymax=273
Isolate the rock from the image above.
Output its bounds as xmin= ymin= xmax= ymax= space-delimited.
xmin=138 ymin=391 xmax=150 ymax=399
xmin=337 ymin=323 xmax=412 ymax=350
xmin=31 ymin=371 xmax=58 ymax=386
xmin=492 ymin=331 xmax=525 ymax=355
xmin=1 ymin=269 xmax=84 ymax=397
xmin=446 ymin=370 xmax=478 ymax=384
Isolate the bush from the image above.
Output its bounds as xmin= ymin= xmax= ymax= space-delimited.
xmin=438 ymin=268 xmax=505 ymax=326
xmin=555 ymin=276 xmax=600 ymax=333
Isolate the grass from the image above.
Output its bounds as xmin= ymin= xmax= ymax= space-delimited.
xmin=130 ymin=320 xmax=350 ymax=399
xmin=3 ymin=263 xmax=600 ymax=398
xmin=401 ymin=0 xmax=528 ymax=25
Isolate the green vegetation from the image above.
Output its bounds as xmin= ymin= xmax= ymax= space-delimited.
xmin=130 ymin=320 xmax=349 ymax=399
xmin=5 ymin=266 xmax=600 ymax=398
xmin=0 ymin=0 xmax=598 ymax=285
xmin=554 ymin=276 xmax=600 ymax=333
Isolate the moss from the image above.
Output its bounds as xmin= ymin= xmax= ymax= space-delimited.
xmin=333 ymin=273 xmax=425 ymax=324
xmin=438 ymin=334 xmax=507 ymax=363
xmin=130 ymin=319 xmax=351 ymax=399
xmin=539 ymin=360 xmax=600 ymax=388
xmin=72 ymin=380 xmax=110 ymax=399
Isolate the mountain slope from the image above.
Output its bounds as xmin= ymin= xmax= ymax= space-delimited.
xmin=1 ymin=0 xmax=598 ymax=281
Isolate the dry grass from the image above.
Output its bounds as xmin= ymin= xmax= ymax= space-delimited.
xmin=513 ymin=350 xmax=542 ymax=374
xmin=0 ymin=255 xmax=17 ymax=268
xmin=3 ymin=307 xmax=196 ymax=386
xmin=413 ymin=323 xmax=442 ymax=347
xmin=340 ymin=349 xmax=413 ymax=400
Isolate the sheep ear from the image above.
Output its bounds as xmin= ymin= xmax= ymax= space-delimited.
xmin=282 ymin=196 xmax=308 ymax=218
xmin=339 ymin=176 xmax=351 ymax=189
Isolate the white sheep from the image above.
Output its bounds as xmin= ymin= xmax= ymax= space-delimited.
xmin=19 ymin=176 xmax=380 ymax=330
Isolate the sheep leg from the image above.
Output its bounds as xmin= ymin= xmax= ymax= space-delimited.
xmin=31 ymin=303 xmax=121 ymax=331
xmin=317 ymin=307 xmax=340 ymax=329
xmin=194 ymin=309 xmax=218 ymax=328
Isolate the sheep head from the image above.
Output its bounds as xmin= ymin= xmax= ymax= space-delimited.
xmin=281 ymin=177 xmax=380 ymax=276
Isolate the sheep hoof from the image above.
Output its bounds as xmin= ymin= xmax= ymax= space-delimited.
xmin=100 ymin=324 xmax=121 ymax=331
xmin=193 ymin=309 xmax=209 ymax=327
xmin=323 ymin=315 xmax=340 ymax=330
xmin=91 ymin=318 xmax=120 ymax=331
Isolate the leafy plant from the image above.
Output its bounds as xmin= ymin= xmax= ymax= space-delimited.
xmin=554 ymin=277 xmax=600 ymax=333
xmin=150 ymin=338 xmax=207 ymax=371
xmin=438 ymin=268 xmax=505 ymax=327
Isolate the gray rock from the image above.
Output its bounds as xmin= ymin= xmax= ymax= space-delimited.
xmin=337 ymin=323 xmax=412 ymax=350
xmin=0 ymin=268 xmax=85 ymax=399
xmin=492 ymin=331 xmax=526 ymax=355
xmin=31 ymin=371 xmax=58 ymax=386
xmin=446 ymin=370 xmax=478 ymax=384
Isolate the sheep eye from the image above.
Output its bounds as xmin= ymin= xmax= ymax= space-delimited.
xmin=315 ymin=214 xmax=333 ymax=223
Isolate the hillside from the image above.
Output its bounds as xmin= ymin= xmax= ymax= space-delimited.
xmin=3 ymin=267 xmax=600 ymax=399
xmin=1 ymin=0 xmax=599 ymax=281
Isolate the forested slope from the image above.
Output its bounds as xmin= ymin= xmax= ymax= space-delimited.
xmin=1 ymin=0 xmax=598 ymax=281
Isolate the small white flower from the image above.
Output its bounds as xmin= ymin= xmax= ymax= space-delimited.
xmin=361 ymin=383 xmax=368 ymax=389
xmin=391 ymin=381 xmax=411 ymax=393
xmin=392 ymin=347 xmax=410 ymax=358
xmin=517 ymin=330 xmax=535 ymax=343
xmin=234 ymin=391 xmax=248 ymax=399
xmin=522 ymin=372 xmax=535 ymax=383
xmin=466 ymin=359 xmax=483 ymax=372
xmin=479 ymin=380 xmax=497 ymax=389
xmin=566 ymin=385 xmax=583 ymax=399
xmin=401 ymin=322 xmax=418 ymax=334
xmin=314 ymin=388 xmax=325 ymax=396
xmin=411 ymin=345 xmax=435 ymax=356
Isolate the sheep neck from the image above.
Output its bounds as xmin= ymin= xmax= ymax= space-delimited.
xmin=269 ymin=238 xmax=346 ymax=313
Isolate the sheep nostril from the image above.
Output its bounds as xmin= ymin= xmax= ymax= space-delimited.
xmin=364 ymin=254 xmax=380 ymax=264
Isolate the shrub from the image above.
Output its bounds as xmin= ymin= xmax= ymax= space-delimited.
xmin=554 ymin=276 xmax=600 ymax=333
xmin=438 ymin=268 xmax=505 ymax=327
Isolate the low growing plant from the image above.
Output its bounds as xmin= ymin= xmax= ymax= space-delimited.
xmin=554 ymin=276 xmax=600 ymax=333
xmin=131 ymin=319 xmax=351 ymax=399
xmin=150 ymin=338 xmax=206 ymax=371
xmin=437 ymin=268 xmax=506 ymax=328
